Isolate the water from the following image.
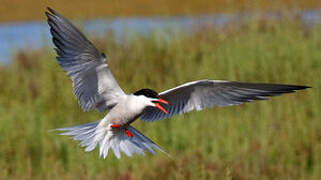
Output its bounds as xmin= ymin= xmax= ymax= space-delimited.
xmin=0 ymin=10 xmax=320 ymax=63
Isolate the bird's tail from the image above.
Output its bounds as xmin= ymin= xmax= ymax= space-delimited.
xmin=55 ymin=120 xmax=166 ymax=159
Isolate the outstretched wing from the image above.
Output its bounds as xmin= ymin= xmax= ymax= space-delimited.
xmin=46 ymin=8 xmax=125 ymax=112
xmin=141 ymin=80 xmax=309 ymax=122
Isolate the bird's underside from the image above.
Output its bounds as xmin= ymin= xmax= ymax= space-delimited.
xmin=45 ymin=7 xmax=310 ymax=159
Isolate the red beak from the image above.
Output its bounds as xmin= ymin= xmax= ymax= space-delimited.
xmin=154 ymin=98 xmax=169 ymax=114
xmin=155 ymin=98 xmax=169 ymax=105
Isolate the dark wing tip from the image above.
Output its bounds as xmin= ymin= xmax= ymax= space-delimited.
xmin=260 ymin=84 xmax=311 ymax=94
xmin=47 ymin=7 xmax=53 ymax=12
xmin=286 ymin=85 xmax=311 ymax=91
xmin=231 ymin=81 xmax=311 ymax=92
xmin=300 ymin=85 xmax=311 ymax=89
xmin=45 ymin=11 xmax=52 ymax=19
xmin=45 ymin=8 xmax=56 ymax=22
xmin=45 ymin=7 xmax=62 ymax=21
xmin=46 ymin=7 xmax=56 ymax=15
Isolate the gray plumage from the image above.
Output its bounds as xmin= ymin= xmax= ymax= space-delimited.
xmin=141 ymin=80 xmax=310 ymax=121
xmin=46 ymin=7 xmax=310 ymax=159
xmin=56 ymin=121 xmax=165 ymax=159
xmin=46 ymin=8 xmax=125 ymax=112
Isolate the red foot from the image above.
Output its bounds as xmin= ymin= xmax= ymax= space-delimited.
xmin=125 ymin=129 xmax=133 ymax=137
xmin=111 ymin=124 xmax=133 ymax=137
xmin=111 ymin=124 xmax=121 ymax=128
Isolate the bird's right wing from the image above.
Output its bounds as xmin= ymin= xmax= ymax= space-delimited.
xmin=46 ymin=8 xmax=125 ymax=112
xmin=140 ymin=80 xmax=309 ymax=122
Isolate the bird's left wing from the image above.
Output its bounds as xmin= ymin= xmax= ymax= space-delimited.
xmin=46 ymin=8 xmax=125 ymax=112
xmin=140 ymin=80 xmax=309 ymax=122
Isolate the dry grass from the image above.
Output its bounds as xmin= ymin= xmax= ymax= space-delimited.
xmin=0 ymin=0 xmax=320 ymax=22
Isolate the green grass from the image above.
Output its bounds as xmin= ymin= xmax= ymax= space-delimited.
xmin=0 ymin=21 xmax=320 ymax=179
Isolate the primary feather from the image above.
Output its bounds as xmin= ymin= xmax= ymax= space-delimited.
xmin=46 ymin=7 xmax=125 ymax=112
xmin=141 ymin=80 xmax=310 ymax=122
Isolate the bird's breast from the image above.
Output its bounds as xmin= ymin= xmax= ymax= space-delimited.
xmin=106 ymin=100 xmax=146 ymax=126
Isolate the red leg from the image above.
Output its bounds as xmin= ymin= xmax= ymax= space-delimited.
xmin=125 ymin=129 xmax=133 ymax=137
xmin=111 ymin=124 xmax=133 ymax=137
xmin=111 ymin=124 xmax=121 ymax=128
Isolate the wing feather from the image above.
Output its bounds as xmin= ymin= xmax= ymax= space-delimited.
xmin=141 ymin=80 xmax=309 ymax=122
xmin=46 ymin=8 xmax=125 ymax=112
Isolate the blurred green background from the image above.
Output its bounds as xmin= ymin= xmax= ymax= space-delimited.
xmin=0 ymin=0 xmax=320 ymax=179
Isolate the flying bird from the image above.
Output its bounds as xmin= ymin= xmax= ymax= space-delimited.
xmin=45 ymin=7 xmax=310 ymax=159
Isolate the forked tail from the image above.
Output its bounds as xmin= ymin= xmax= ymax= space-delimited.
xmin=55 ymin=120 xmax=166 ymax=159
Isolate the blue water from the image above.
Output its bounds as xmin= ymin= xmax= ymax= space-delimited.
xmin=0 ymin=10 xmax=320 ymax=63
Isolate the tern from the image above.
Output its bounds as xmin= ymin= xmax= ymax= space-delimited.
xmin=45 ymin=8 xmax=310 ymax=159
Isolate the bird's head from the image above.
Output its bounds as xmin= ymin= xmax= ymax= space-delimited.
xmin=133 ymin=88 xmax=169 ymax=114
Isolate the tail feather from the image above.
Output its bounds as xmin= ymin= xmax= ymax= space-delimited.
xmin=128 ymin=126 xmax=166 ymax=154
xmin=55 ymin=121 xmax=166 ymax=159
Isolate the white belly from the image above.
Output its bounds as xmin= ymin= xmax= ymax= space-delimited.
xmin=103 ymin=94 xmax=151 ymax=126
